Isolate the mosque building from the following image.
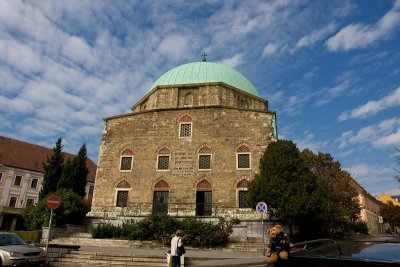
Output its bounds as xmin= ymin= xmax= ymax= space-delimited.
xmin=87 ymin=59 xmax=277 ymax=223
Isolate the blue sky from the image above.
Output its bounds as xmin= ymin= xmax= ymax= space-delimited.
xmin=0 ymin=0 xmax=399 ymax=196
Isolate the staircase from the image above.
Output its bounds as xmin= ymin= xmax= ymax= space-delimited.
xmin=49 ymin=250 xmax=166 ymax=266
xmin=45 ymin=232 xmax=266 ymax=266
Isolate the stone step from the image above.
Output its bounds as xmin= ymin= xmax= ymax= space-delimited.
xmin=49 ymin=251 xmax=167 ymax=267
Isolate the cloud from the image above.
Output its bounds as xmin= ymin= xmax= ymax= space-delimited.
xmin=262 ymin=43 xmax=279 ymax=57
xmin=158 ymin=34 xmax=190 ymax=61
xmin=346 ymin=163 xmax=398 ymax=195
xmin=295 ymin=22 xmax=337 ymax=48
xmin=326 ymin=0 xmax=400 ymax=51
xmin=315 ymin=78 xmax=355 ymax=107
xmin=339 ymin=87 xmax=400 ymax=121
xmin=294 ymin=132 xmax=328 ymax=152
xmin=218 ymin=54 xmax=243 ymax=68
xmin=338 ymin=117 xmax=400 ymax=149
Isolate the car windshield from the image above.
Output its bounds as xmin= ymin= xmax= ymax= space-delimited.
xmin=0 ymin=233 xmax=26 ymax=246
xmin=292 ymin=239 xmax=400 ymax=262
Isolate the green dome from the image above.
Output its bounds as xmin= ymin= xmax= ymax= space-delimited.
xmin=150 ymin=62 xmax=259 ymax=97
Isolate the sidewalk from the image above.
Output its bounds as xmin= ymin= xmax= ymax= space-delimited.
xmin=78 ymin=245 xmax=268 ymax=267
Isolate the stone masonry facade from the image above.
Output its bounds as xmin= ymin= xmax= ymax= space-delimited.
xmin=88 ymin=83 xmax=276 ymax=221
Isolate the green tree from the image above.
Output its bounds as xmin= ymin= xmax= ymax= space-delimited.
xmin=247 ymin=140 xmax=322 ymax=237
xmin=39 ymin=138 xmax=64 ymax=199
xmin=380 ymin=201 xmax=400 ymax=232
xmin=301 ymin=149 xmax=361 ymax=236
xmin=24 ymin=189 xmax=90 ymax=230
xmin=57 ymin=144 xmax=88 ymax=197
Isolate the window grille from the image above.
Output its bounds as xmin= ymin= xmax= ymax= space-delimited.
xmin=120 ymin=156 xmax=133 ymax=171
xmin=237 ymin=153 xmax=250 ymax=169
xmin=199 ymin=155 xmax=211 ymax=170
xmin=180 ymin=123 xmax=192 ymax=137
xmin=238 ymin=190 xmax=250 ymax=208
xmin=153 ymin=191 xmax=169 ymax=215
xmin=157 ymin=155 xmax=170 ymax=170
xmin=116 ymin=191 xmax=128 ymax=207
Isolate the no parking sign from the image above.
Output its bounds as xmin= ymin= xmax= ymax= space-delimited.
xmin=256 ymin=201 xmax=267 ymax=214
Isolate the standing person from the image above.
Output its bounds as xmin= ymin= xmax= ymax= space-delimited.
xmin=170 ymin=229 xmax=184 ymax=267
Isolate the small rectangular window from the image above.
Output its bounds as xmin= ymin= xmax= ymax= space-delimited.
xmin=0 ymin=173 xmax=3 ymax=182
xmin=26 ymin=199 xmax=35 ymax=207
xmin=9 ymin=196 xmax=17 ymax=207
xmin=238 ymin=190 xmax=250 ymax=208
xmin=157 ymin=155 xmax=170 ymax=170
xmin=116 ymin=191 xmax=128 ymax=207
xmin=120 ymin=156 xmax=133 ymax=171
xmin=179 ymin=123 xmax=192 ymax=138
xmin=199 ymin=155 xmax=211 ymax=170
xmin=89 ymin=185 xmax=94 ymax=195
xmin=14 ymin=175 xmax=22 ymax=186
xmin=237 ymin=153 xmax=250 ymax=169
xmin=31 ymin=178 xmax=38 ymax=188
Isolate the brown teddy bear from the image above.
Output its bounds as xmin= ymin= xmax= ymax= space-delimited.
xmin=266 ymin=224 xmax=292 ymax=265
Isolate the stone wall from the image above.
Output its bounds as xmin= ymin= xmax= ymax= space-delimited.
xmin=89 ymin=104 xmax=274 ymax=218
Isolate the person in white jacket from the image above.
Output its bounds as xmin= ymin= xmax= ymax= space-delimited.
xmin=170 ymin=229 xmax=184 ymax=267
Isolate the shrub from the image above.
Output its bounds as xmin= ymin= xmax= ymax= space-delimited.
xmin=23 ymin=189 xmax=90 ymax=230
xmin=350 ymin=221 xmax=369 ymax=235
xmin=13 ymin=230 xmax=42 ymax=243
xmin=91 ymin=215 xmax=239 ymax=248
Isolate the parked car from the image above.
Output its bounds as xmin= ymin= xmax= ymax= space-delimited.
xmin=286 ymin=239 xmax=400 ymax=267
xmin=0 ymin=232 xmax=46 ymax=266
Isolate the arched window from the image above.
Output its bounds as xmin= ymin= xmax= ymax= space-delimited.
xmin=184 ymin=93 xmax=193 ymax=106
xmin=119 ymin=148 xmax=133 ymax=172
xmin=196 ymin=179 xmax=212 ymax=216
xmin=157 ymin=147 xmax=170 ymax=171
xmin=236 ymin=145 xmax=251 ymax=170
xmin=153 ymin=180 xmax=169 ymax=215
xmin=198 ymin=146 xmax=212 ymax=170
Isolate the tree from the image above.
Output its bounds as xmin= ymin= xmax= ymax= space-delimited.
xmin=57 ymin=144 xmax=88 ymax=197
xmin=380 ymin=201 xmax=400 ymax=232
xmin=39 ymin=138 xmax=64 ymax=199
xmin=301 ymin=149 xmax=361 ymax=236
xmin=247 ymin=140 xmax=323 ymax=237
xmin=24 ymin=189 xmax=90 ymax=230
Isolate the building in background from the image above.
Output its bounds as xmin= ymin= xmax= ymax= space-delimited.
xmin=378 ymin=193 xmax=400 ymax=206
xmin=88 ymin=61 xmax=278 ymax=226
xmin=351 ymin=180 xmax=383 ymax=235
xmin=0 ymin=136 xmax=97 ymax=230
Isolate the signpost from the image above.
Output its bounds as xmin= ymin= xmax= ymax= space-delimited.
xmin=256 ymin=202 xmax=268 ymax=256
xmin=46 ymin=195 xmax=61 ymax=254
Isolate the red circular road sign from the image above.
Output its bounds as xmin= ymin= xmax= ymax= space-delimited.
xmin=47 ymin=195 xmax=61 ymax=209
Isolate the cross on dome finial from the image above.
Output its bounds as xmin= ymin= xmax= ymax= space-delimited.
xmin=201 ymin=52 xmax=207 ymax=62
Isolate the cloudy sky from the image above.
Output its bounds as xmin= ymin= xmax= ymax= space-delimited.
xmin=1 ymin=0 xmax=399 ymax=196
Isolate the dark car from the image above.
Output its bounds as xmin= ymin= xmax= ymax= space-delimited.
xmin=0 ymin=232 xmax=46 ymax=266
xmin=286 ymin=239 xmax=400 ymax=267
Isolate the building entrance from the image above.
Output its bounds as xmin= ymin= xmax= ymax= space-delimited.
xmin=196 ymin=191 xmax=212 ymax=216
xmin=152 ymin=191 xmax=169 ymax=215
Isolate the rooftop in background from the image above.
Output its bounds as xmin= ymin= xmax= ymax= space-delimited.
xmin=150 ymin=62 xmax=260 ymax=97
xmin=378 ymin=193 xmax=400 ymax=206
xmin=0 ymin=135 xmax=96 ymax=183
